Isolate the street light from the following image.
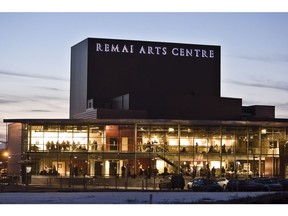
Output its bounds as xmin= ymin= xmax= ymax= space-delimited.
xmin=0 ymin=151 xmax=9 ymax=175
xmin=2 ymin=151 xmax=9 ymax=158
xmin=69 ymin=154 xmax=76 ymax=187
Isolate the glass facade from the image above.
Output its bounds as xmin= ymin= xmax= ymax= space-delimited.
xmin=17 ymin=120 xmax=288 ymax=179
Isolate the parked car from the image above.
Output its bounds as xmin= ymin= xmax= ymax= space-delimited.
xmin=187 ymin=179 xmax=194 ymax=190
xmin=251 ymin=178 xmax=283 ymax=191
xmin=216 ymin=177 xmax=229 ymax=190
xmin=159 ymin=174 xmax=185 ymax=190
xmin=189 ymin=178 xmax=223 ymax=192
xmin=0 ymin=175 xmax=11 ymax=185
xmin=274 ymin=178 xmax=288 ymax=190
xmin=187 ymin=177 xmax=207 ymax=190
xmin=226 ymin=179 xmax=269 ymax=192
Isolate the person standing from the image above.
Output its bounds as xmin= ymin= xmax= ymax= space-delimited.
xmin=211 ymin=166 xmax=216 ymax=178
xmin=121 ymin=165 xmax=126 ymax=177
xmin=195 ymin=142 xmax=198 ymax=153
xmin=221 ymin=166 xmax=225 ymax=177
xmin=93 ymin=140 xmax=98 ymax=151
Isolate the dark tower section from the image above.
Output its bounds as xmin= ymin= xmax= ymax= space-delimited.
xmin=70 ymin=38 xmax=242 ymax=120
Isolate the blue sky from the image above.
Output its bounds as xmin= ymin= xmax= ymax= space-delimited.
xmin=1 ymin=12 xmax=288 ymax=142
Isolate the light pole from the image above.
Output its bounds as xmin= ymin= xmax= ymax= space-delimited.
xmin=272 ymin=148 xmax=274 ymax=177
xmin=1 ymin=151 xmax=9 ymax=174
xmin=253 ymin=155 xmax=257 ymax=177
xmin=69 ymin=154 xmax=73 ymax=187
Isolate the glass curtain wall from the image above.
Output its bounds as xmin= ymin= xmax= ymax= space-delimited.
xmin=25 ymin=122 xmax=284 ymax=178
xmin=27 ymin=124 xmax=89 ymax=176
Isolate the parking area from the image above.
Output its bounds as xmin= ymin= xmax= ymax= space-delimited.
xmin=1 ymin=173 xmax=288 ymax=193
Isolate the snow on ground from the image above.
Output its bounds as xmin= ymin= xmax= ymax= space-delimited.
xmin=0 ymin=191 xmax=283 ymax=216
xmin=0 ymin=191 xmax=275 ymax=204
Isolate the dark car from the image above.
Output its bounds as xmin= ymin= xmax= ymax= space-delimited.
xmin=0 ymin=175 xmax=11 ymax=185
xmin=226 ymin=179 xmax=269 ymax=192
xmin=274 ymin=178 xmax=288 ymax=191
xmin=251 ymin=178 xmax=283 ymax=191
xmin=189 ymin=178 xmax=223 ymax=192
xmin=159 ymin=174 xmax=185 ymax=190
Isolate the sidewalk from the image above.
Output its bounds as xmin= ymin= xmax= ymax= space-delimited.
xmin=0 ymin=183 xmax=160 ymax=192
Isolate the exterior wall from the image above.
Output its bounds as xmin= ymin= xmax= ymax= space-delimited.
xmin=70 ymin=39 xmax=88 ymax=117
xmin=69 ymin=38 xmax=246 ymax=120
xmin=279 ymin=142 xmax=288 ymax=178
xmin=129 ymin=93 xmax=242 ymax=120
xmin=7 ymin=123 xmax=23 ymax=176
xmin=6 ymin=120 xmax=287 ymax=181
xmin=85 ymin=38 xmax=221 ymax=105
xmin=242 ymin=105 xmax=275 ymax=119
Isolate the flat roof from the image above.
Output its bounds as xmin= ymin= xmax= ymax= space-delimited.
xmin=3 ymin=118 xmax=288 ymax=127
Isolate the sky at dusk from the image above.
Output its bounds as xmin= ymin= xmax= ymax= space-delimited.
xmin=1 ymin=4 xmax=288 ymax=142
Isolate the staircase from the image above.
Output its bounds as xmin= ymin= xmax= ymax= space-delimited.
xmin=156 ymin=153 xmax=179 ymax=172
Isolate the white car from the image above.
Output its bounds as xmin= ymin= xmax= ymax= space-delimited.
xmin=187 ymin=180 xmax=193 ymax=190
xmin=216 ymin=177 xmax=229 ymax=189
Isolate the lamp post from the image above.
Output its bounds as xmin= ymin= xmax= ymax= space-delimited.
xmin=1 ymin=151 xmax=9 ymax=173
xmin=2 ymin=152 xmax=23 ymax=185
xmin=272 ymin=148 xmax=274 ymax=177
xmin=253 ymin=155 xmax=257 ymax=177
xmin=69 ymin=154 xmax=73 ymax=187
xmin=0 ymin=151 xmax=9 ymax=186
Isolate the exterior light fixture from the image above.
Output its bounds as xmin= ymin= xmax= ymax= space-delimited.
xmin=261 ymin=129 xmax=267 ymax=134
xmin=2 ymin=151 xmax=9 ymax=158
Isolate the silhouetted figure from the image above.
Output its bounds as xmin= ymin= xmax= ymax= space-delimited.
xmin=222 ymin=144 xmax=226 ymax=153
xmin=164 ymin=167 xmax=168 ymax=175
xmin=139 ymin=168 xmax=143 ymax=175
xmin=221 ymin=166 xmax=225 ymax=177
xmin=121 ymin=165 xmax=126 ymax=177
xmin=93 ymin=140 xmax=98 ymax=151
xmin=200 ymin=168 xmax=204 ymax=177
xmin=209 ymin=145 xmax=214 ymax=153
xmin=195 ymin=142 xmax=198 ymax=153
xmin=192 ymin=165 xmax=197 ymax=178
xmin=211 ymin=166 xmax=216 ymax=177
xmin=74 ymin=165 xmax=78 ymax=176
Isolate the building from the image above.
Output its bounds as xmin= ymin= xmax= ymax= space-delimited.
xmin=70 ymin=38 xmax=242 ymax=120
xmin=4 ymin=38 xmax=288 ymax=186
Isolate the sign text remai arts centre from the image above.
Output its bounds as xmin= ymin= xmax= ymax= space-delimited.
xmin=96 ymin=42 xmax=215 ymax=59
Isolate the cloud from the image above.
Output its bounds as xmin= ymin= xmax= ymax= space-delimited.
xmin=28 ymin=109 xmax=52 ymax=112
xmin=0 ymin=134 xmax=6 ymax=142
xmin=276 ymin=102 xmax=288 ymax=109
xmin=0 ymin=90 xmax=69 ymax=109
xmin=0 ymin=98 xmax=23 ymax=104
xmin=30 ymin=95 xmax=69 ymax=102
xmin=34 ymin=86 xmax=68 ymax=92
xmin=228 ymin=80 xmax=288 ymax=92
xmin=0 ymin=93 xmax=32 ymax=105
xmin=0 ymin=70 xmax=69 ymax=81
xmin=234 ymin=54 xmax=288 ymax=63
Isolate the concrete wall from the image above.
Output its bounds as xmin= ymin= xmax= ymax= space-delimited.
xmin=7 ymin=123 xmax=22 ymax=176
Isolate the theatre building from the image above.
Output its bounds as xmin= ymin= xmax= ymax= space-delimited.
xmin=4 ymin=38 xmax=288 ymax=186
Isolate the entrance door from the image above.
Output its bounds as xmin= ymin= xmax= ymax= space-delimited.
xmin=109 ymin=161 xmax=117 ymax=176
xmin=95 ymin=161 xmax=102 ymax=176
